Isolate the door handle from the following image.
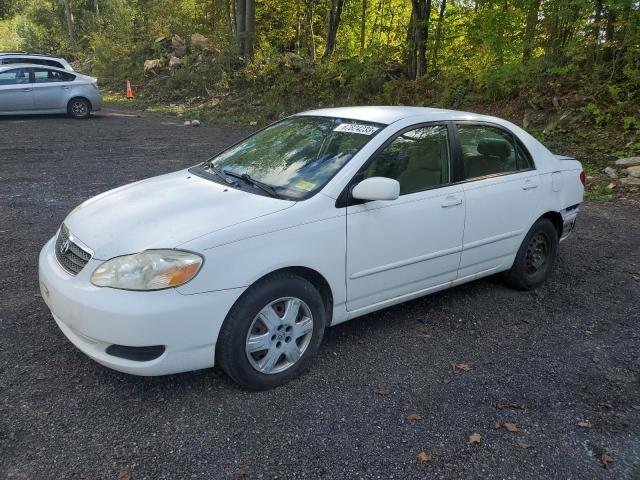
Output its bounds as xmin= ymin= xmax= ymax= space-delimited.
xmin=22 ymin=88 xmax=31 ymax=92
xmin=61 ymin=86 xmax=70 ymax=90
xmin=441 ymin=196 xmax=463 ymax=208
xmin=522 ymin=180 xmax=538 ymax=190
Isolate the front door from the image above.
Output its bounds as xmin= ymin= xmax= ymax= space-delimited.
xmin=346 ymin=124 xmax=465 ymax=311
xmin=0 ymin=68 xmax=34 ymax=112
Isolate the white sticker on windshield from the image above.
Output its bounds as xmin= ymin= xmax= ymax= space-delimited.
xmin=333 ymin=123 xmax=379 ymax=135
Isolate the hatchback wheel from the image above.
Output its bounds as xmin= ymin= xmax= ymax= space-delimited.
xmin=67 ymin=98 xmax=91 ymax=119
xmin=503 ymin=217 xmax=559 ymax=290
xmin=216 ymin=272 xmax=326 ymax=389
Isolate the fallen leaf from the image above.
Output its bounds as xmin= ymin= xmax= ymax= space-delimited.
xmin=495 ymin=402 xmax=524 ymax=410
xmin=117 ymin=466 xmax=130 ymax=480
xmin=600 ymin=453 xmax=614 ymax=468
xmin=406 ymin=413 xmax=423 ymax=421
xmin=416 ymin=324 xmax=431 ymax=334
xmin=518 ymin=443 xmax=531 ymax=449
xmin=503 ymin=422 xmax=519 ymax=432
xmin=234 ymin=467 xmax=248 ymax=478
xmin=494 ymin=422 xmax=501 ymax=429
xmin=577 ymin=420 xmax=592 ymax=428
xmin=436 ymin=442 xmax=444 ymax=448
xmin=606 ymin=182 xmax=616 ymax=190
xmin=374 ymin=386 xmax=391 ymax=396
xmin=416 ymin=452 xmax=432 ymax=464
xmin=469 ymin=433 xmax=481 ymax=445
xmin=592 ymin=356 xmax=601 ymax=363
xmin=453 ymin=362 xmax=472 ymax=373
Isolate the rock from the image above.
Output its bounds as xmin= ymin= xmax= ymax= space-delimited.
xmin=606 ymin=182 xmax=615 ymax=190
xmin=620 ymin=176 xmax=640 ymax=186
xmin=183 ymin=120 xmax=192 ymax=126
xmin=168 ymin=56 xmax=182 ymax=68
xmin=143 ymin=58 xmax=163 ymax=72
xmin=626 ymin=165 xmax=640 ymax=177
xmin=615 ymin=156 xmax=640 ymax=167
xmin=171 ymin=34 xmax=186 ymax=50
xmin=603 ymin=166 xmax=618 ymax=179
xmin=282 ymin=52 xmax=309 ymax=71
xmin=191 ymin=33 xmax=210 ymax=50
xmin=191 ymin=119 xmax=201 ymax=127
xmin=249 ymin=121 xmax=257 ymax=126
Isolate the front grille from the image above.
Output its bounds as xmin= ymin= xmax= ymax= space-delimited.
xmin=55 ymin=224 xmax=92 ymax=275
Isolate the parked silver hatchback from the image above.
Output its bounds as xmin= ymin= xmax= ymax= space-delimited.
xmin=0 ymin=64 xmax=102 ymax=119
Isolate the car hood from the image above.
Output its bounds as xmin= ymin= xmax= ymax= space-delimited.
xmin=63 ymin=169 xmax=295 ymax=259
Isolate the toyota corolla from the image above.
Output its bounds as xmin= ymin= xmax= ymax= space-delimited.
xmin=39 ymin=106 xmax=584 ymax=389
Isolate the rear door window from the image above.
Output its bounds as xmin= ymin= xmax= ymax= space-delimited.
xmin=33 ymin=68 xmax=75 ymax=83
xmin=456 ymin=124 xmax=518 ymax=180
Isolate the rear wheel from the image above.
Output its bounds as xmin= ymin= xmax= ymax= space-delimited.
xmin=216 ymin=272 xmax=326 ymax=390
xmin=502 ymin=218 xmax=558 ymax=290
xmin=67 ymin=98 xmax=91 ymax=119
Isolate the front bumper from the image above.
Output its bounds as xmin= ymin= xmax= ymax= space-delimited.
xmin=38 ymin=236 xmax=244 ymax=376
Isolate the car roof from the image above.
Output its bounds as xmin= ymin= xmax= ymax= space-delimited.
xmin=0 ymin=63 xmax=73 ymax=72
xmin=297 ymin=106 xmax=503 ymax=126
xmin=0 ymin=52 xmax=65 ymax=59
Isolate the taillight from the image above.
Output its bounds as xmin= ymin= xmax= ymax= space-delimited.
xmin=579 ymin=171 xmax=586 ymax=186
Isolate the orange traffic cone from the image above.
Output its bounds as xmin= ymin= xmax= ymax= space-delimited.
xmin=126 ymin=80 xmax=134 ymax=99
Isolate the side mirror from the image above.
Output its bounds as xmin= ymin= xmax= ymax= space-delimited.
xmin=351 ymin=177 xmax=400 ymax=202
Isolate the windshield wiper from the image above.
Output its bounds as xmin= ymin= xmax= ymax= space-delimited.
xmin=203 ymin=162 xmax=234 ymax=185
xmin=222 ymin=170 xmax=280 ymax=198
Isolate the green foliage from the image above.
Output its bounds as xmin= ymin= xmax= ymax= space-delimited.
xmin=476 ymin=63 xmax=525 ymax=100
xmin=623 ymin=116 xmax=637 ymax=131
xmin=584 ymin=103 xmax=612 ymax=126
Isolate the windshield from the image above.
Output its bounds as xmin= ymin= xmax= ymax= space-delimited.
xmin=208 ymin=116 xmax=383 ymax=199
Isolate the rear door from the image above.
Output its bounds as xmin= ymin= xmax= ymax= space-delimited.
xmin=454 ymin=122 xmax=541 ymax=278
xmin=0 ymin=68 xmax=34 ymax=112
xmin=32 ymin=68 xmax=76 ymax=111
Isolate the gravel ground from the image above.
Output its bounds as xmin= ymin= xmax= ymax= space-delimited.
xmin=1 ymin=108 xmax=639 ymax=480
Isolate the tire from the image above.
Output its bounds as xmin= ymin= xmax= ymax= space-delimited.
xmin=67 ymin=98 xmax=91 ymax=119
xmin=216 ymin=272 xmax=326 ymax=390
xmin=502 ymin=217 xmax=559 ymax=291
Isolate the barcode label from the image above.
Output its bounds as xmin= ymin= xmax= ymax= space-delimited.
xmin=333 ymin=123 xmax=379 ymax=135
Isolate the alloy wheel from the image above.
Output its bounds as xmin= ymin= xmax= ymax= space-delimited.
xmin=245 ymin=297 xmax=314 ymax=374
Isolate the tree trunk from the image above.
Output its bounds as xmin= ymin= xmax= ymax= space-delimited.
xmin=522 ymin=0 xmax=541 ymax=63
xmin=360 ymin=0 xmax=367 ymax=58
xmin=63 ymin=0 xmax=77 ymax=50
xmin=324 ymin=0 xmax=345 ymax=58
xmin=94 ymin=0 xmax=101 ymax=29
xmin=236 ymin=0 xmax=255 ymax=58
xmin=408 ymin=0 xmax=431 ymax=79
xmin=306 ymin=1 xmax=316 ymax=61
xmin=431 ymin=0 xmax=446 ymax=71
xmin=236 ymin=0 xmax=246 ymax=54
xmin=245 ymin=0 xmax=255 ymax=58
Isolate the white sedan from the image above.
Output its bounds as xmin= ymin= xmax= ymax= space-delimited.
xmin=39 ymin=106 xmax=584 ymax=389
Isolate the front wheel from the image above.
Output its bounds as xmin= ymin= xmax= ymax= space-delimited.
xmin=67 ymin=98 xmax=91 ymax=119
xmin=502 ymin=218 xmax=559 ymax=290
xmin=216 ymin=272 xmax=326 ymax=390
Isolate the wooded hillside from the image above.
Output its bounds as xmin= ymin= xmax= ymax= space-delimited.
xmin=2 ymin=1 xmax=639 ymax=196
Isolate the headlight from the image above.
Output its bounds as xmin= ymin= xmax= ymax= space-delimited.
xmin=91 ymin=250 xmax=203 ymax=291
